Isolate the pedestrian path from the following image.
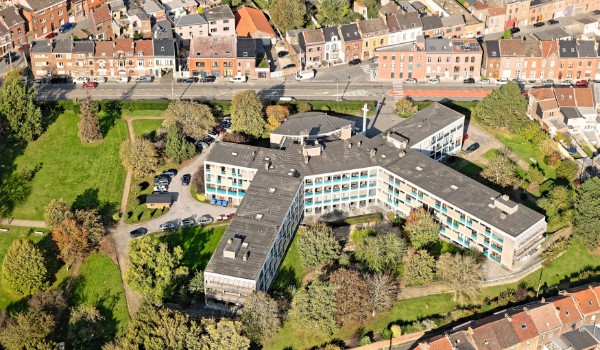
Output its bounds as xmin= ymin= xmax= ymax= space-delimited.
xmin=340 ymin=89 xmax=368 ymax=97
xmin=361 ymin=64 xmax=374 ymax=75
xmin=0 ymin=218 xmax=47 ymax=228
xmin=392 ymin=81 xmax=404 ymax=100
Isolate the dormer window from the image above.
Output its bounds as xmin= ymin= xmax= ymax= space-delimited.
xmin=138 ymin=51 xmax=143 ymax=56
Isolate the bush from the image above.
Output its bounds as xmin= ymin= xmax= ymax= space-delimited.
xmin=192 ymin=167 xmax=205 ymax=195
xmin=222 ymin=132 xmax=248 ymax=144
xmin=390 ymin=324 xmax=402 ymax=338
xmin=358 ymin=336 xmax=371 ymax=346
xmin=320 ymin=105 xmax=330 ymax=111
xmin=297 ymin=102 xmax=312 ymax=113
xmin=381 ymin=328 xmax=392 ymax=340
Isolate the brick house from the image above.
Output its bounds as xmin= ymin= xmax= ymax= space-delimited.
xmin=71 ymin=0 xmax=88 ymax=22
xmin=440 ymin=14 xmax=465 ymax=38
xmin=482 ymin=39 xmax=501 ymax=78
xmin=88 ymin=5 xmax=113 ymax=40
xmin=189 ymin=36 xmax=236 ymax=78
xmin=86 ymin=0 xmax=110 ymax=12
xmin=340 ymin=23 xmax=362 ymax=61
xmin=0 ymin=6 xmax=26 ymax=54
xmin=298 ymin=28 xmax=325 ymax=68
xmin=17 ymin=0 xmax=69 ymax=39
xmin=357 ymin=17 xmax=388 ymax=59
xmin=421 ymin=15 xmax=444 ymax=38
xmin=234 ymin=6 xmax=275 ymax=45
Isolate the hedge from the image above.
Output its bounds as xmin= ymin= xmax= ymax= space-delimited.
xmin=282 ymin=100 xmax=376 ymax=114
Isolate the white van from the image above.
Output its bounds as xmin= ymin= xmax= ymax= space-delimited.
xmin=295 ymin=69 xmax=315 ymax=81
xmin=230 ymin=75 xmax=247 ymax=83
xmin=279 ymin=96 xmax=296 ymax=102
xmin=117 ymin=76 xmax=129 ymax=83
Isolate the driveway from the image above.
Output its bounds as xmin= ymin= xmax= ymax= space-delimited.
xmin=463 ymin=122 xmax=530 ymax=171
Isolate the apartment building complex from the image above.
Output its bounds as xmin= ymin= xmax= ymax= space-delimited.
xmin=375 ymin=37 xmax=483 ymax=81
xmin=203 ymin=103 xmax=546 ymax=310
xmin=416 ymin=284 xmax=600 ymax=350
xmin=482 ymin=39 xmax=600 ymax=81
xmin=29 ymin=37 xmax=176 ymax=78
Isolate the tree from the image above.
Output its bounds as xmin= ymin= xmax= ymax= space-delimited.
xmin=355 ymin=231 xmax=407 ymax=274
xmin=125 ymin=236 xmax=189 ymax=302
xmin=265 ymin=105 xmax=290 ymax=132
xmin=317 ymin=0 xmax=351 ymax=25
xmin=436 ymin=253 xmax=482 ymax=304
xmin=0 ymin=71 xmax=43 ymax=141
xmin=296 ymin=223 xmax=341 ymax=269
xmin=52 ymin=218 xmax=92 ymax=267
xmin=0 ymin=308 xmax=56 ymax=350
xmin=231 ymin=90 xmax=265 ymax=138
xmin=119 ymin=138 xmax=159 ymax=178
xmin=359 ymin=0 xmax=382 ymax=18
xmin=68 ymin=305 xmax=104 ymax=349
xmin=240 ymin=292 xmax=280 ymax=343
xmin=404 ymin=208 xmax=440 ymax=248
xmin=28 ymin=289 xmax=67 ymax=318
xmin=270 ymin=0 xmax=306 ymax=33
xmin=474 ymin=82 xmax=528 ymax=132
xmin=537 ymin=138 xmax=557 ymax=156
xmin=297 ymin=102 xmax=312 ymax=113
xmin=481 ymin=154 xmax=517 ymax=188
xmin=74 ymin=209 xmax=106 ymax=246
xmin=574 ymin=177 xmax=600 ymax=248
xmin=502 ymin=29 xmax=513 ymax=39
xmin=221 ymin=132 xmax=248 ymax=144
xmin=404 ymin=250 xmax=435 ymax=286
xmin=200 ymin=318 xmax=251 ymax=350
xmin=538 ymin=186 xmax=575 ymax=217
xmin=165 ymin=123 xmax=196 ymax=163
xmin=78 ymin=94 xmax=102 ymax=143
xmin=291 ymin=279 xmax=338 ymax=335
xmin=44 ymin=198 xmax=73 ymax=229
xmin=188 ymin=269 xmax=204 ymax=301
xmin=556 ymin=159 xmax=578 ymax=181
xmin=527 ymin=167 xmax=545 ymax=186
xmin=365 ymin=273 xmax=397 ymax=316
xmin=519 ymin=122 xmax=546 ymax=145
xmin=328 ymin=268 xmax=371 ymax=326
xmin=395 ymin=98 xmax=418 ymax=116
xmin=0 ymin=239 xmax=48 ymax=296
xmin=164 ymin=100 xmax=216 ymax=140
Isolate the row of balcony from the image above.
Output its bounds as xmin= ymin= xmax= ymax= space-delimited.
xmin=305 ymin=174 xmax=375 ymax=186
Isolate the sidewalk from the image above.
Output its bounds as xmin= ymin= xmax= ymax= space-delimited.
xmin=0 ymin=218 xmax=47 ymax=228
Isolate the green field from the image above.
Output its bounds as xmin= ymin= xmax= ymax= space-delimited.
xmin=157 ymin=224 xmax=227 ymax=271
xmin=132 ymin=119 xmax=164 ymax=137
xmin=3 ymin=111 xmax=127 ymax=220
xmin=69 ymin=252 xmax=130 ymax=347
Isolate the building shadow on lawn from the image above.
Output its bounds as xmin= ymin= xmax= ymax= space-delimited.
xmin=159 ymin=226 xmax=217 ymax=271
xmin=98 ymin=100 xmax=123 ymax=137
xmin=269 ymin=266 xmax=299 ymax=299
xmin=71 ymin=188 xmax=119 ymax=228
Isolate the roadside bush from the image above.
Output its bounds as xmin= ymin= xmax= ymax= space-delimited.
xmin=192 ymin=167 xmax=205 ymax=195
xmin=358 ymin=336 xmax=371 ymax=346
xmin=222 ymin=132 xmax=248 ymax=144
xmin=390 ymin=324 xmax=402 ymax=338
xmin=297 ymin=102 xmax=312 ymax=113
xmin=381 ymin=328 xmax=392 ymax=340
xmin=320 ymin=105 xmax=330 ymax=111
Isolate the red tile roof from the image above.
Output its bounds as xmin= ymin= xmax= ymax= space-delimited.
xmin=134 ymin=40 xmax=153 ymax=56
xmin=114 ymin=38 xmax=134 ymax=53
xmin=234 ymin=6 xmax=275 ymax=38
xmin=91 ymin=4 xmax=111 ymax=23
xmin=487 ymin=7 xmax=505 ymax=16
xmin=554 ymin=87 xmax=577 ymax=107
xmin=526 ymin=302 xmax=563 ymax=333
xmin=530 ymin=87 xmax=556 ymax=101
xmin=541 ymin=41 xmax=559 ymax=58
xmin=471 ymin=323 xmax=502 ymax=350
xmin=548 ymin=296 xmax=583 ymax=325
xmin=428 ymin=336 xmax=453 ymax=350
xmin=95 ymin=41 xmax=113 ymax=56
xmin=574 ymin=88 xmax=594 ymax=108
xmin=570 ymin=287 xmax=600 ymax=316
xmin=509 ymin=311 xmax=540 ymax=341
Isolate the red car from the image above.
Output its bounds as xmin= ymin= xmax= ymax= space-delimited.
xmin=18 ymin=44 xmax=30 ymax=52
xmin=83 ymin=82 xmax=98 ymax=89
xmin=213 ymin=126 xmax=226 ymax=134
xmin=45 ymin=32 xmax=58 ymax=40
xmin=575 ymin=80 xmax=589 ymax=87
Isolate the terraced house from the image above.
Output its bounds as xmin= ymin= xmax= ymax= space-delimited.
xmin=203 ymin=104 xmax=547 ymax=310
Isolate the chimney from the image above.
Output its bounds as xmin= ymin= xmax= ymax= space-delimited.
xmin=370 ymin=149 xmax=377 ymax=158
xmin=504 ymin=313 xmax=512 ymax=321
xmin=541 ymin=297 xmax=546 ymax=303
xmin=265 ymin=161 xmax=271 ymax=170
xmin=348 ymin=143 xmax=353 ymax=149
xmin=242 ymin=251 xmax=250 ymax=261
xmin=502 ymin=194 xmax=509 ymax=201
xmin=304 ymin=155 xmax=309 ymax=163
xmin=358 ymin=140 xmax=362 ymax=147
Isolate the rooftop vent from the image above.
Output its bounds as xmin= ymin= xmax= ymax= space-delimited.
xmin=399 ymin=150 xmax=406 ymax=157
xmin=348 ymin=143 xmax=353 ymax=149
xmin=500 ymin=211 xmax=508 ymax=220
xmin=450 ymin=185 xmax=458 ymax=190
xmin=415 ymin=166 xmax=423 ymax=171
xmin=521 ymin=323 xmax=527 ymax=329
xmin=255 ymin=213 xmax=263 ymax=220
xmin=242 ymin=251 xmax=250 ymax=261
xmin=269 ymin=187 xmax=276 ymax=193
xmin=231 ymin=152 xmax=238 ymax=156
xmin=370 ymin=149 xmax=377 ymax=158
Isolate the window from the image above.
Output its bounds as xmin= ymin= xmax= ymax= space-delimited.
xmin=427 ymin=57 xmax=432 ymax=63
xmin=223 ymin=20 xmax=229 ymax=23
xmin=437 ymin=57 xmax=442 ymax=63
xmin=456 ymin=57 xmax=460 ymax=63
xmin=212 ymin=62 xmax=219 ymax=67
xmin=223 ymin=27 xmax=229 ymax=31
xmin=137 ymin=60 xmax=144 ymax=67
xmin=210 ymin=28 xmax=216 ymax=33
xmin=195 ymin=62 xmax=205 ymax=67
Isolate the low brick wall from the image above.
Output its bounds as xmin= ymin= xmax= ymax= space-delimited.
xmin=352 ymin=331 xmax=426 ymax=350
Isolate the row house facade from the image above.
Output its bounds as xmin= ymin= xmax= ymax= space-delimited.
xmin=375 ymin=37 xmax=483 ymax=81
xmin=299 ymin=28 xmax=325 ymax=68
xmin=16 ymin=0 xmax=69 ymax=39
xmin=378 ymin=2 xmax=423 ymax=46
xmin=470 ymin=3 xmax=506 ymax=34
xmin=483 ymin=39 xmax=600 ymax=81
xmin=0 ymin=6 xmax=26 ymax=54
xmin=189 ymin=35 xmax=236 ymax=78
xmin=504 ymin=0 xmax=600 ymax=29
xmin=358 ymin=17 xmax=389 ymax=59
xmin=340 ymin=23 xmax=363 ymax=61
xmin=322 ymin=26 xmax=344 ymax=64
xmin=417 ymin=285 xmax=600 ymax=350
xmin=30 ymin=37 xmax=176 ymax=78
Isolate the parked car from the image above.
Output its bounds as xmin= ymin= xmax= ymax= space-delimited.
xmin=207 ymin=130 xmax=219 ymax=139
xmin=135 ymin=76 xmax=152 ymax=83
xmin=542 ymin=79 xmax=554 ymax=85
xmin=277 ymin=51 xmax=288 ymax=58
xmin=93 ymin=77 xmax=107 ymax=83
xmin=183 ymin=77 xmax=198 ymax=83
xmin=463 ymin=77 xmax=475 ymax=84
xmin=3 ymin=53 xmax=17 ymax=64
xmin=73 ymin=77 xmax=90 ymax=84
xmin=510 ymin=27 xmax=520 ymax=34
xmin=496 ymin=78 xmax=509 ymax=85
xmin=154 ymin=185 xmax=168 ymax=192
xmin=213 ymin=126 xmax=226 ymax=134
xmin=159 ymin=222 xmax=177 ymax=231
xmin=162 ymin=169 xmax=178 ymax=177
xmin=465 ymin=142 xmax=480 ymax=154
xmin=533 ymin=22 xmax=545 ymax=28
xmin=279 ymin=96 xmax=296 ymax=101
xmin=18 ymin=44 xmax=30 ymax=52
xmin=58 ymin=22 xmax=74 ymax=33
xmin=575 ymin=80 xmax=589 ymax=87
xmin=561 ymin=79 xmax=573 ymax=86
xmin=154 ymin=175 xmax=169 ymax=185
xmin=195 ymin=141 xmax=208 ymax=150
xmin=181 ymin=174 xmax=191 ymax=186
xmin=180 ymin=218 xmax=196 ymax=228
xmin=45 ymin=32 xmax=58 ymax=40
xmin=230 ymin=75 xmax=247 ymax=83
xmin=348 ymin=58 xmax=362 ymax=66
xmin=547 ymin=18 xmax=559 ymax=25
xmin=219 ymin=121 xmax=231 ymax=129
xmin=222 ymin=115 xmax=231 ymax=122
xmin=34 ymin=78 xmax=47 ymax=84
xmin=283 ymin=63 xmax=296 ymax=69
xmin=404 ymin=78 xmax=418 ymax=84
xmin=479 ymin=78 xmax=490 ymax=84
xmin=197 ymin=215 xmax=213 ymax=225
xmin=83 ymin=82 xmax=98 ymax=89
xmin=129 ymin=227 xmax=148 ymax=238
xmin=427 ymin=78 xmax=440 ymax=84
xmin=50 ymin=76 xmax=70 ymax=84
xmin=594 ymin=9 xmax=600 ymax=15
xmin=117 ymin=76 xmax=129 ymax=83
xmin=200 ymin=76 xmax=216 ymax=83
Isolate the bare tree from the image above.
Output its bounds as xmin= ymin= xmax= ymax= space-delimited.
xmin=365 ymin=272 xmax=397 ymax=316
xmin=436 ymin=253 xmax=483 ymax=305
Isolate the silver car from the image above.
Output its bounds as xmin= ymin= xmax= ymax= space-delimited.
xmin=159 ymin=222 xmax=177 ymax=231
xmin=197 ymin=215 xmax=213 ymax=225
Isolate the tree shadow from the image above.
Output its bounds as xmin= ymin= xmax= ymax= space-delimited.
xmin=98 ymin=100 xmax=122 ymax=137
xmin=0 ymin=138 xmax=30 ymax=217
xmin=269 ymin=266 xmax=299 ymax=299
xmin=71 ymin=188 xmax=118 ymax=228
xmin=159 ymin=226 xmax=215 ymax=271
xmin=40 ymin=101 xmax=65 ymax=129
xmin=36 ymin=234 xmax=64 ymax=286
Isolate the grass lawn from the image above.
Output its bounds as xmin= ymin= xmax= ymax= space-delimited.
xmin=4 ymin=111 xmax=127 ymax=220
xmin=269 ymin=233 xmax=305 ymax=296
xmin=132 ymin=119 xmax=164 ymax=137
xmin=124 ymin=109 xmax=166 ymax=117
xmin=156 ymin=225 xmax=227 ymax=271
xmin=445 ymin=156 xmax=484 ymax=177
xmin=69 ymin=252 xmax=130 ymax=348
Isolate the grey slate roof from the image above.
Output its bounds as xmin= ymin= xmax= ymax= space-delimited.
xmin=441 ymin=14 xmax=465 ymax=27
xmin=0 ymin=6 xmax=25 ymax=28
xmin=575 ymin=17 xmax=596 ymax=25
xmin=357 ymin=18 xmax=388 ymax=35
xmin=271 ymin=112 xmax=353 ymax=137
xmin=577 ymin=40 xmax=598 ymax=58
xmin=72 ymin=40 xmax=94 ymax=54
xmin=236 ymin=37 xmax=256 ymax=58
xmin=174 ymin=13 xmax=208 ymax=27
xmin=142 ymin=0 xmax=164 ymax=15
xmin=152 ymin=19 xmax=173 ymax=40
xmin=20 ymin=0 xmax=65 ymax=12
xmin=397 ymin=1 xmax=417 ymax=12
xmin=153 ymin=39 xmax=175 ymax=56
xmin=562 ymin=328 xmax=600 ymax=350
xmin=30 ymin=40 xmax=53 ymax=53
xmin=322 ymin=26 xmax=340 ymax=43
xmin=559 ymin=40 xmax=578 ymax=58
xmin=204 ymin=5 xmax=235 ymax=22
xmin=108 ymin=0 xmax=126 ymax=12
xmin=340 ymin=23 xmax=361 ymax=42
xmin=396 ymin=11 xmax=422 ymax=30
xmin=532 ymin=28 xmax=571 ymax=41
xmin=421 ymin=15 xmax=444 ymax=31
xmin=425 ymin=38 xmax=453 ymax=53
xmin=53 ymin=39 xmax=73 ymax=54
xmin=204 ymin=103 xmax=545 ymax=281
